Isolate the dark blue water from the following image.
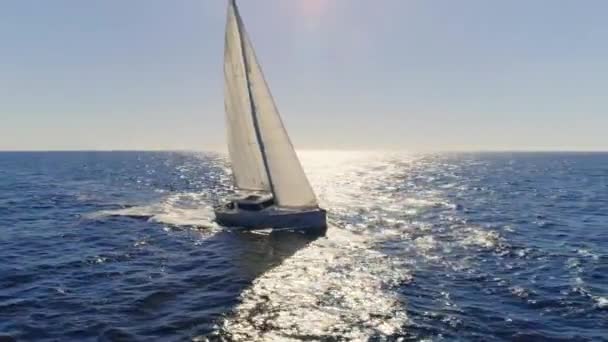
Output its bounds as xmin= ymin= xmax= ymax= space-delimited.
xmin=0 ymin=151 xmax=606 ymax=341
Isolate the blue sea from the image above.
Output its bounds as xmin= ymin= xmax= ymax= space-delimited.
xmin=0 ymin=151 xmax=606 ymax=341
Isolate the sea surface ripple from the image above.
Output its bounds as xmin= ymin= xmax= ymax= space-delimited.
xmin=0 ymin=151 xmax=606 ymax=341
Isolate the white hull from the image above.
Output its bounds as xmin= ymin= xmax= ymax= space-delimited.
xmin=214 ymin=205 xmax=327 ymax=234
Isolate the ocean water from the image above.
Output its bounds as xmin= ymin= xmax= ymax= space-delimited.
xmin=0 ymin=151 xmax=606 ymax=341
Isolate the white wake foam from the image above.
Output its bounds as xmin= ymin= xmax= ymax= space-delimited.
xmin=87 ymin=192 xmax=219 ymax=229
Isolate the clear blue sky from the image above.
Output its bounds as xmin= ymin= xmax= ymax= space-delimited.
xmin=1 ymin=0 xmax=607 ymax=151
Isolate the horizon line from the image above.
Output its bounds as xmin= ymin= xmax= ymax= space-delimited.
xmin=1 ymin=149 xmax=607 ymax=153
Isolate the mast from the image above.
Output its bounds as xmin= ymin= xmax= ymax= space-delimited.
xmin=231 ymin=0 xmax=277 ymax=197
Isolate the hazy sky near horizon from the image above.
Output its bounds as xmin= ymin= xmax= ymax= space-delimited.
xmin=1 ymin=0 xmax=607 ymax=151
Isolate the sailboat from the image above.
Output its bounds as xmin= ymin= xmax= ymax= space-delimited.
xmin=214 ymin=0 xmax=327 ymax=233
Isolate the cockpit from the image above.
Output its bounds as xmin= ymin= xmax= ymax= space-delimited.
xmin=227 ymin=194 xmax=275 ymax=211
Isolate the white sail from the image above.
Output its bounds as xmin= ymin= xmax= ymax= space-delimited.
xmin=226 ymin=0 xmax=318 ymax=208
xmin=224 ymin=2 xmax=269 ymax=191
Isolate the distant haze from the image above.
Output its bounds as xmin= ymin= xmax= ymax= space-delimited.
xmin=1 ymin=0 xmax=607 ymax=151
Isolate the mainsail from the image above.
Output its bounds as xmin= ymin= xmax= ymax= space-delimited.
xmin=224 ymin=0 xmax=318 ymax=208
xmin=224 ymin=1 xmax=269 ymax=191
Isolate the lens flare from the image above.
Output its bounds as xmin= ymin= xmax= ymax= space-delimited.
xmin=296 ymin=0 xmax=333 ymax=30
